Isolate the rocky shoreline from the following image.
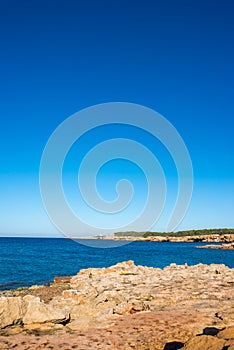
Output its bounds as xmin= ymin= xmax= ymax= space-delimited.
xmin=196 ymin=242 xmax=234 ymax=250
xmin=0 ymin=261 xmax=234 ymax=349
xmin=108 ymin=233 xmax=234 ymax=243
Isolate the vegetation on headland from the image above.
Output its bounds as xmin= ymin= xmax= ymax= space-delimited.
xmin=114 ymin=228 xmax=234 ymax=238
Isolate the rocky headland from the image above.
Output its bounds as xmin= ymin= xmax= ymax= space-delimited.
xmin=0 ymin=261 xmax=234 ymax=349
xmin=108 ymin=233 xmax=234 ymax=243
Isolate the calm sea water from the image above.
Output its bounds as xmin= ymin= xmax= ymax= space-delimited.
xmin=0 ymin=237 xmax=233 ymax=290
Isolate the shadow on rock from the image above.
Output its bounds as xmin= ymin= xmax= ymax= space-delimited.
xmin=199 ymin=327 xmax=222 ymax=336
xmin=163 ymin=341 xmax=184 ymax=350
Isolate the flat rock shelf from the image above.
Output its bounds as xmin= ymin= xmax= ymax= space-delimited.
xmin=0 ymin=261 xmax=234 ymax=349
xmin=196 ymin=243 xmax=234 ymax=250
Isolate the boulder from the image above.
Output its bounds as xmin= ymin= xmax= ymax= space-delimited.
xmin=0 ymin=295 xmax=68 ymax=329
xmin=23 ymin=295 xmax=68 ymax=324
xmin=0 ymin=296 xmax=25 ymax=328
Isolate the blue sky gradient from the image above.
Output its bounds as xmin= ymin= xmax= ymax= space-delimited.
xmin=0 ymin=0 xmax=233 ymax=236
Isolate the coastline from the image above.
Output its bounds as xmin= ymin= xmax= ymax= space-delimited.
xmin=0 ymin=260 xmax=234 ymax=349
xmin=196 ymin=243 xmax=234 ymax=250
xmin=112 ymin=233 xmax=234 ymax=243
xmin=1 ymin=238 xmax=233 ymax=294
xmin=75 ymin=233 xmax=234 ymax=244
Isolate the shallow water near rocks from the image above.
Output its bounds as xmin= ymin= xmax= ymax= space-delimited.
xmin=0 ymin=237 xmax=233 ymax=290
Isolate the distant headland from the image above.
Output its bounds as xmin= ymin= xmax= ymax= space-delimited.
xmin=77 ymin=228 xmax=234 ymax=246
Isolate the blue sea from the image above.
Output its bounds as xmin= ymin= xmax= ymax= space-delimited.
xmin=0 ymin=237 xmax=233 ymax=291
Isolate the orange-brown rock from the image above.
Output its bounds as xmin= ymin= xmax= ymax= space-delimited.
xmin=182 ymin=326 xmax=234 ymax=349
xmin=53 ymin=276 xmax=71 ymax=284
xmin=0 ymin=318 xmax=233 ymax=349
xmin=0 ymin=261 xmax=233 ymax=349
xmin=111 ymin=233 xmax=234 ymax=243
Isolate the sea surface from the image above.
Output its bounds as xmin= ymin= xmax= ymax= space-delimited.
xmin=0 ymin=237 xmax=233 ymax=290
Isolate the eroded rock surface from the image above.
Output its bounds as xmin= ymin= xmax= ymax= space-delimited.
xmin=0 ymin=261 xmax=233 ymax=349
xmin=182 ymin=326 xmax=234 ymax=350
xmin=0 ymin=295 xmax=67 ymax=329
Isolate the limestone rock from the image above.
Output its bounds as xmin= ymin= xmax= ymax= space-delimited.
xmin=0 ymin=295 xmax=68 ymax=329
xmin=0 ymin=297 xmax=25 ymax=328
xmin=217 ymin=326 xmax=234 ymax=340
xmin=67 ymin=316 xmax=93 ymax=331
xmin=0 ymin=261 xmax=234 ymax=349
xmin=114 ymin=302 xmax=133 ymax=315
xmin=23 ymin=295 xmax=67 ymax=325
xmin=182 ymin=326 xmax=234 ymax=350
xmin=53 ymin=276 xmax=71 ymax=284
xmin=182 ymin=335 xmax=225 ymax=349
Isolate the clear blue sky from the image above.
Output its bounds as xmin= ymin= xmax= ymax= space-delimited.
xmin=0 ymin=0 xmax=233 ymax=236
